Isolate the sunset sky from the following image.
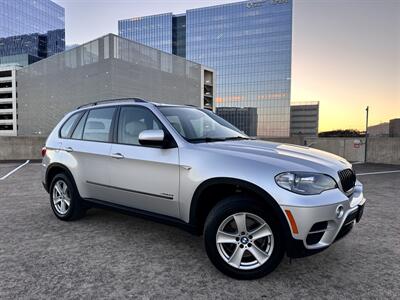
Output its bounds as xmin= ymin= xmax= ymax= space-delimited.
xmin=54 ymin=0 xmax=400 ymax=132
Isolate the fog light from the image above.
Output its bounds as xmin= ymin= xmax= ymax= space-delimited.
xmin=336 ymin=205 xmax=344 ymax=219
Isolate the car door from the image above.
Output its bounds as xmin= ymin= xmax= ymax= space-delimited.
xmin=108 ymin=105 xmax=180 ymax=218
xmin=60 ymin=106 xmax=116 ymax=201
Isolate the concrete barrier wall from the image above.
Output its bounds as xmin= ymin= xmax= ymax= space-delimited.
xmin=308 ymin=138 xmax=366 ymax=163
xmin=0 ymin=136 xmax=46 ymax=161
xmin=263 ymin=137 xmax=366 ymax=162
xmin=366 ymin=137 xmax=400 ymax=165
xmin=0 ymin=136 xmax=399 ymax=165
xmin=259 ymin=136 xmax=400 ymax=165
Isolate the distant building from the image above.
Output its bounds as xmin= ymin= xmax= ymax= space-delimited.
xmin=65 ymin=44 xmax=80 ymax=51
xmin=290 ymin=102 xmax=319 ymax=136
xmin=119 ymin=0 xmax=293 ymax=137
xmin=216 ymin=107 xmax=258 ymax=136
xmin=0 ymin=0 xmax=65 ymax=66
xmin=16 ymin=34 xmax=214 ymax=136
xmin=0 ymin=54 xmax=41 ymax=66
xmin=389 ymin=118 xmax=400 ymax=137
xmin=368 ymin=122 xmax=389 ymax=137
xmin=0 ymin=65 xmax=19 ymax=136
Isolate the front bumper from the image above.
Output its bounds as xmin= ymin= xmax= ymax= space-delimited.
xmin=282 ymin=181 xmax=366 ymax=256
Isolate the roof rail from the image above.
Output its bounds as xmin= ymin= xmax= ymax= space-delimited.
xmin=76 ymin=97 xmax=148 ymax=109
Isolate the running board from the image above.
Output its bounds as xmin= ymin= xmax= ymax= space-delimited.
xmin=83 ymin=198 xmax=199 ymax=235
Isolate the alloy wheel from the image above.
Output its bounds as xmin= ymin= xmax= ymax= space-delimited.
xmin=216 ymin=212 xmax=274 ymax=270
xmin=52 ymin=179 xmax=71 ymax=215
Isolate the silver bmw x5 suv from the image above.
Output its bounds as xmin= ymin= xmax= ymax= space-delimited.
xmin=42 ymin=98 xmax=366 ymax=279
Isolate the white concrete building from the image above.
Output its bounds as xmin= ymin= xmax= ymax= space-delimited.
xmin=0 ymin=65 xmax=19 ymax=136
xmin=290 ymin=102 xmax=319 ymax=137
xmin=16 ymin=34 xmax=214 ymax=136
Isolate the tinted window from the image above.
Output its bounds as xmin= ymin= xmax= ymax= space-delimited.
xmin=71 ymin=111 xmax=88 ymax=140
xmin=118 ymin=106 xmax=162 ymax=145
xmin=82 ymin=107 xmax=115 ymax=142
xmin=60 ymin=113 xmax=82 ymax=138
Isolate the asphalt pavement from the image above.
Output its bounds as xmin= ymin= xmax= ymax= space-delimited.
xmin=0 ymin=162 xmax=399 ymax=299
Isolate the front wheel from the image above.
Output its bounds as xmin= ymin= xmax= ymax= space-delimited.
xmin=204 ymin=195 xmax=284 ymax=279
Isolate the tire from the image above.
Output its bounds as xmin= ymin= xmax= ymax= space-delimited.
xmin=204 ymin=195 xmax=285 ymax=280
xmin=49 ymin=173 xmax=85 ymax=221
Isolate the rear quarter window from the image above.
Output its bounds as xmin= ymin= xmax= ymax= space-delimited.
xmin=71 ymin=111 xmax=88 ymax=140
xmin=59 ymin=112 xmax=82 ymax=138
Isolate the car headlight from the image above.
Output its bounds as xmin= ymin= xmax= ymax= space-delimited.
xmin=275 ymin=172 xmax=337 ymax=195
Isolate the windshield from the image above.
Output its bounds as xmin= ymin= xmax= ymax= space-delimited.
xmin=158 ymin=106 xmax=249 ymax=143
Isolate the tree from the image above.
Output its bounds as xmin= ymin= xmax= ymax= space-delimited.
xmin=318 ymin=129 xmax=365 ymax=137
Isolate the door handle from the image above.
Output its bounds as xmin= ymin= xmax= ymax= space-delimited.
xmin=63 ymin=147 xmax=73 ymax=152
xmin=111 ymin=153 xmax=124 ymax=159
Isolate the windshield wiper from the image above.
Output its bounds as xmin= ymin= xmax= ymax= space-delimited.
xmin=223 ymin=136 xmax=252 ymax=141
xmin=187 ymin=136 xmax=252 ymax=143
xmin=186 ymin=137 xmax=226 ymax=143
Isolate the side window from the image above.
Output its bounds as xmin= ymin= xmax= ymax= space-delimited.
xmin=60 ymin=112 xmax=82 ymax=138
xmin=71 ymin=111 xmax=88 ymax=140
xmin=118 ymin=106 xmax=162 ymax=146
xmin=82 ymin=107 xmax=115 ymax=142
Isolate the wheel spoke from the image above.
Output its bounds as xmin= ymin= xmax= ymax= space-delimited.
xmin=249 ymin=223 xmax=272 ymax=241
xmin=54 ymin=184 xmax=62 ymax=197
xmin=248 ymin=244 xmax=269 ymax=264
xmin=216 ymin=231 xmax=237 ymax=244
xmin=228 ymin=245 xmax=245 ymax=268
xmin=63 ymin=197 xmax=71 ymax=207
xmin=60 ymin=199 xmax=66 ymax=212
xmin=233 ymin=213 xmax=247 ymax=234
xmin=54 ymin=198 xmax=62 ymax=205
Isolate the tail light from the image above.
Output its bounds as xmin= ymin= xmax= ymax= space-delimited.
xmin=41 ymin=147 xmax=47 ymax=157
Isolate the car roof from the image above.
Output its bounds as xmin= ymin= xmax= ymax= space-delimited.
xmin=75 ymin=98 xmax=197 ymax=111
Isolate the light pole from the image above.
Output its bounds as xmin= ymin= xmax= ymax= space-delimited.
xmin=365 ymin=106 xmax=369 ymax=163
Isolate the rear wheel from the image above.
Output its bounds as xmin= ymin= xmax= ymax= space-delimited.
xmin=49 ymin=173 xmax=85 ymax=221
xmin=204 ymin=195 xmax=284 ymax=279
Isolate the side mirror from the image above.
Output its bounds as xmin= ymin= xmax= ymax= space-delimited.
xmin=138 ymin=129 xmax=165 ymax=147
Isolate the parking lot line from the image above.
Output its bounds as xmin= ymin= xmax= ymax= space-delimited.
xmin=357 ymin=170 xmax=400 ymax=176
xmin=0 ymin=160 xmax=30 ymax=180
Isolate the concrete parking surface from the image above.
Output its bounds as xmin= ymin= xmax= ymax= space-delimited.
xmin=0 ymin=162 xmax=399 ymax=299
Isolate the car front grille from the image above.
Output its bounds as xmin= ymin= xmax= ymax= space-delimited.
xmin=338 ymin=168 xmax=356 ymax=193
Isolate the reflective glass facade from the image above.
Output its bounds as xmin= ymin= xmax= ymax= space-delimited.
xmin=118 ymin=0 xmax=292 ymax=137
xmin=187 ymin=1 xmax=292 ymax=137
xmin=0 ymin=53 xmax=41 ymax=66
xmin=0 ymin=0 xmax=65 ymax=65
xmin=172 ymin=15 xmax=186 ymax=57
xmin=119 ymin=13 xmax=173 ymax=54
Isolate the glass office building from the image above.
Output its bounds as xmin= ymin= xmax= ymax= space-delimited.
xmin=118 ymin=0 xmax=292 ymax=137
xmin=119 ymin=13 xmax=173 ymax=54
xmin=0 ymin=0 xmax=65 ymax=66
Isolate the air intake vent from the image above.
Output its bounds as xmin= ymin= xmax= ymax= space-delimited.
xmin=338 ymin=169 xmax=356 ymax=193
xmin=306 ymin=221 xmax=328 ymax=245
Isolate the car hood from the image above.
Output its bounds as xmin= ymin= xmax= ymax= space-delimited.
xmin=197 ymin=139 xmax=352 ymax=173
